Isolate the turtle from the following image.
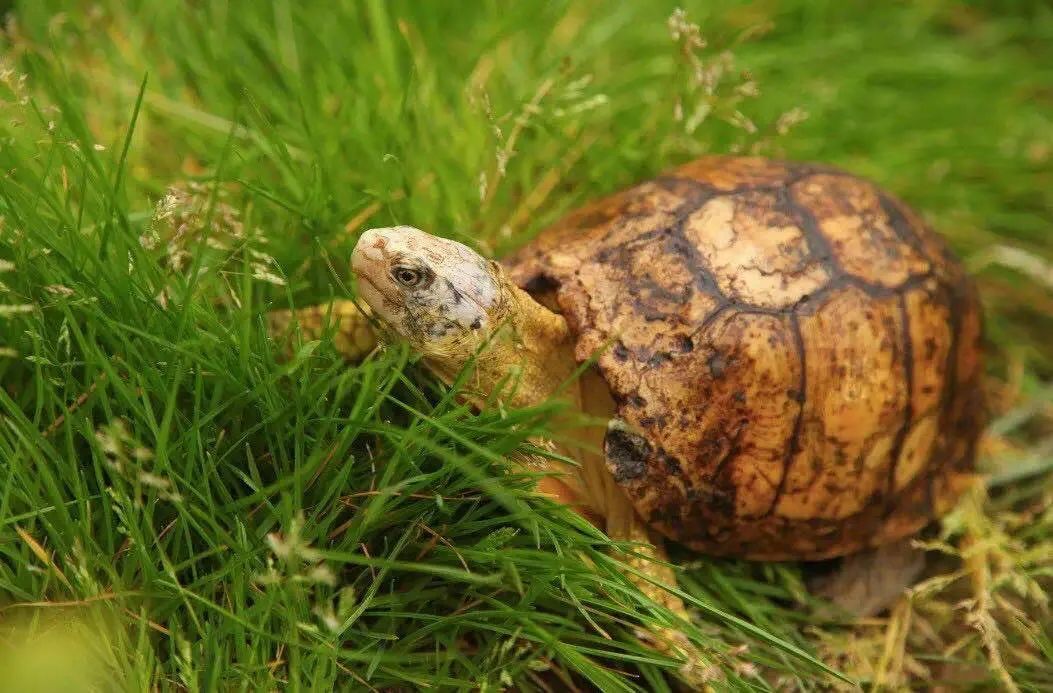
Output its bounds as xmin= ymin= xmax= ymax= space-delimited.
xmin=267 ymin=155 xmax=985 ymax=678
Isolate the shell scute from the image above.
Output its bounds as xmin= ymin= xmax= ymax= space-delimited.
xmin=790 ymin=174 xmax=932 ymax=288
xmin=683 ymin=192 xmax=832 ymax=309
xmin=775 ymin=286 xmax=908 ymax=521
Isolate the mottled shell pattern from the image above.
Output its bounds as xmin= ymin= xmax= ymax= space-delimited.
xmin=506 ymin=156 xmax=985 ymax=560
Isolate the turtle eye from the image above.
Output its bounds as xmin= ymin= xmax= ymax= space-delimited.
xmin=391 ymin=266 xmax=427 ymax=288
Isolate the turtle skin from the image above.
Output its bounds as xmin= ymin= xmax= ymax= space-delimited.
xmin=505 ymin=156 xmax=985 ymax=561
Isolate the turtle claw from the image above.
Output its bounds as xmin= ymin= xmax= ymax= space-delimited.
xmin=638 ymin=626 xmax=717 ymax=691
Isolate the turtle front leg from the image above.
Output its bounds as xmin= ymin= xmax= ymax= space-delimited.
xmin=605 ymin=501 xmax=712 ymax=688
xmin=612 ymin=513 xmax=689 ymax=616
xmin=266 ymin=300 xmax=377 ymax=362
xmin=532 ymin=457 xmax=712 ymax=687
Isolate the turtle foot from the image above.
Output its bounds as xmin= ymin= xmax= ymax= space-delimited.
xmin=806 ymin=539 xmax=925 ymax=617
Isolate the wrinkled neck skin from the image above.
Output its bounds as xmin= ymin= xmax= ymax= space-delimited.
xmin=420 ymin=277 xmax=579 ymax=412
xmin=423 ymin=276 xmax=601 ymax=517
xmin=420 ymin=272 xmax=620 ymax=525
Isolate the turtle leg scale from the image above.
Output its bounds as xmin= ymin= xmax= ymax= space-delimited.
xmin=266 ymin=300 xmax=377 ymax=362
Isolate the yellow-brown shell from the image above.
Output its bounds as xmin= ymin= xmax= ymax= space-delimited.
xmin=505 ymin=156 xmax=985 ymax=561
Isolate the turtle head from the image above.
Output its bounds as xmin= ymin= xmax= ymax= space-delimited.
xmin=352 ymin=226 xmax=505 ymax=360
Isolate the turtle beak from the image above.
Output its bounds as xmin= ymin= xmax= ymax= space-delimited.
xmin=351 ymin=227 xmax=396 ymax=319
xmin=352 ymin=227 xmax=391 ymax=277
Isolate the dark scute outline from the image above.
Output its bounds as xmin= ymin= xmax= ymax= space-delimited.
xmin=762 ymin=311 xmax=807 ymax=517
xmin=884 ymin=292 xmax=916 ymax=515
xmin=878 ymin=192 xmax=937 ymax=268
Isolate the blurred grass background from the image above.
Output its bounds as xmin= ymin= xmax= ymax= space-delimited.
xmin=0 ymin=0 xmax=1050 ymax=690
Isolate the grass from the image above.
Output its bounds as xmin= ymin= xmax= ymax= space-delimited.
xmin=0 ymin=0 xmax=1051 ymax=690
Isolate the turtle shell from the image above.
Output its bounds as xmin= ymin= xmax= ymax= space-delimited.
xmin=505 ymin=156 xmax=985 ymax=561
